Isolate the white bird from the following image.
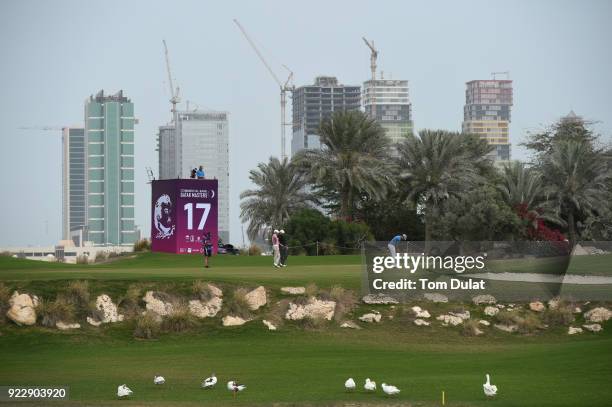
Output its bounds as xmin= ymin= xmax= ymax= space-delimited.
xmin=483 ymin=374 xmax=498 ymax=397
xmin=344 ymin=378 xmax=356 ymax=391
xmin=153 ymin=375 xmax=165 ymax=385
xmin=202 ymin=373 xmax=217 ymax=389
xmin=227 ymin=380 xmax=246 ymax=393
xmin=364 ymin=378 xmax=377 ymax=392
xmin=117 ymin=384 xmax=132 ymax=398
xmin=382 ymin=383 xmax=400 ymax=396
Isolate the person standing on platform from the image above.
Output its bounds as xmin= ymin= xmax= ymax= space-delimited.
xmin=196 ymin=166 xmax=205 ymax=179
xmin=190 ymin=168 xmax=197 ymax=179
xmin=271 ymin=229 xmax=280 ymax=268
xmin=279 ymin=229 xmax=288 ymax=267
xmin=388 ymin=234 xmax=407 ymax=257
xmin=202 ymin=232 xmax=213 ymax=268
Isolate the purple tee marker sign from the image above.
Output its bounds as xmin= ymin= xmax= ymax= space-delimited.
xmin=151 ymin=179 xmax=218 ymax=254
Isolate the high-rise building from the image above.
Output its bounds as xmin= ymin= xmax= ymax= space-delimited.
xmin=62 ymin=127 xmax=86 ymax=241
xmin=157 ymin=110 xmax=230 ymax=243
xmin=291 ymin=76 xmax=361 ymax=155
xmin=362 ymin=79 xmax=413 ymax=145
xmin=85 ymin=90 xmax=137 ymax=246
xmin=462 ymin=79 xmax=513 ymax=162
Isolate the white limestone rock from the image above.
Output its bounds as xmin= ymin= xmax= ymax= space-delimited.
xmin=222 ymin=315 xmax=249 ymax=327
xmin=472 ymin=295 xmax=497 ymax=305
xmin=6 ymin=291 xmax=38 ymax=326
xmin=362 ymin=294 xmax=399 ymax=305
xmin=414 ymin=318 xmax=430 ymax=326
xmin=484 ymin=306 xmax=499 ymax=317
xmin=94 ymin=294 xmax=124 ymax=323
xmin=423 ymin=293 xmax=448 ymax=303
xmin=547 ymin=297 xmax=560 ymax=310
xmin=479 ymin=320 xmax=491 ymax=327
xmin=262 ymin=319 xmax=277 ymax=331
xmin=436 ymin=314 xmax=463 ymax=326
xmin=411 ymin=306 xmax=431 ymax=319
xmin=494 ymin=324 xmax=518 ymax=333
xmin=244 ymin=286 xmax=267 ymax=311
xmin=584 ymin=307 xmax=612 ymax=323
xmin=285 ymin=298 xmax=336 ymax=321
xmin=340 ymin=321 xmax=361 ymax=329
xmin=281 ymin=287 xmax=305 ymax=295
xmin=207 ymin=284 xmax=223 ymax=298
xmin=189 ymin=297 xmax=223 ymax=318
xmin=582 ymin=323 xmax=602 ymax=333
xmin=359 ymin=311 xmax=382 ymax=323
xmin=56 ymin=321 xmax=80 ymax=330
xmin=143 ymin=291 xmax=174 ymax=316
xmin=568 ymin=326 xmax=583 ymax=335
xmin=86 ymin=317 xmax=102 ymax=327
xmin=449 ymin=310 xmax=470 ymax=320
xmin=529 ymin=301 xmax=545 ymax=312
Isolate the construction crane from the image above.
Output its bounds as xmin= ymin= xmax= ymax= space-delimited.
xmin=362 ymin=37 xmax=378 ymax=118
xmin=18 ymin=126 xmax=63 ymax=131
xmin=492 ymin=71 xmax=510 ymax=80
xmin=233 ymin=19 xmax=294 ymax=160
xmin=162 ymin=39 xmax=181 ymax=123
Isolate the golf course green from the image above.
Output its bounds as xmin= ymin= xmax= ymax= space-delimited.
xmin=1 ymin=253 xmax=611 ymax=406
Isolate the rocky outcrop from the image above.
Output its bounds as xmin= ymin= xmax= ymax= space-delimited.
xmin=285 ymin=298 xmax=336 ymax=321
xmin=86 ymin=317 xmax=102 ymax=327
xmin=6 ymin=291 xmax=38 ymax=326
xmin=262 ymin=320 xmax=277 ymax=331
xmin=436 ymin=314 xmax=463 ymax=326
xmin=547 ymin=297 xmax=560 ymax=310
xmin=340 ymin=321 xmax=361 ymax=329
xmin=281 ymin=287 xmax=305 ymax=295
xmin=414 ymin=319 xmax=430 ymax=326
xmin=207 ymin=284 xmax=223 ymax=298
xmin=479 ymin=320 xmax=491 ymax=326
xmin=484 ymin=306 xmax=499 ymax=317
xmin=222 ymin=315 xmax=249 ymax=326
xmin=568 ymin=326 xmax=583 ymax=335
xmin=143 ymin=291 xmax=174 ymax=316
xmin=411 ymin=306 xmax=431 ymax=319
xmin=529 ymin=301 xmax=545 ymax=312
xmin=94 ymin=295 xmax=124 ymax=323
xmin=494 ymin=324 xmax=518 ymax=333
xmin=56 ymin=321 xmax=80 ymax=330
xmin=359 ymin=312 xmax=382 ymax=323
xmin=189 ymin=297 xmax=223 ymax=318
xmin=472 ymin=295 xmax=496 ymax=305
xmin=583 ymin=323 xmax=602 ymax=333
xmin=423 ymin=293 xmax=448 ymax=303
xmin=245 ymin=286 xmax=267 ymax=311
xmin=584 ymin=307 xmax=612 ymax=323
xmin=449 ymin=310 xmax=470 ymax=320
xmin=362 ymin=294 xmax=399 ymax=305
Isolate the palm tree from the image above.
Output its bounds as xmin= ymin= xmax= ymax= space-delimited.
xmin=498 ymin=161 xmax=544 ymax=209
xmin=397 ymin=130 xmax=489 ymax=241
xmin=294 ymin=110 xmax=396 ymax=221
xmin=541 ymin=139 xmax=612 ymax=246
xmin=240 ymin=157 xmax=314 ymax=240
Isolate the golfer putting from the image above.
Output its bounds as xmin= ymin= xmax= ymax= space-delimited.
xmin=388 ymin=233 xmax=407 ymax=257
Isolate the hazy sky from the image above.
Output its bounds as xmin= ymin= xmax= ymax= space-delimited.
xmin=1 ymin=0 xmax=611 ymax=247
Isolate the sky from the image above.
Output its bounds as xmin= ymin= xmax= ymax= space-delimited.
xmin=0 ymin=0 xmax=611 ymax=247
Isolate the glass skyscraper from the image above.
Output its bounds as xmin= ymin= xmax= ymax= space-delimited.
xmin=85 ymin=90 xmax=137 ymax=245
xmin=62 ymin=127 xmax=86 ymax=241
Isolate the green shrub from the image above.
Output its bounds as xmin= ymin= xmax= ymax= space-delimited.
xmin=192 ymin=281 xmax=213 ymax=302
xmin=297 ymin=315 xmax=329 ymax=330
xmin=0 ymin=282 xmax=10 ymax=324
xmin=462 ymin=319 xmax=483 ymax=336
xmin=495 ymin=310 xmax=518 ymax=325
xmin=248 ymin=245 xmax=261 ymax=256
xmin=266 ymin=299 xmax=290 ymax=326
xmin=516 ymin=313 xmax=543 ymax=334
xmin=133 ymin=239 xmax=151 ymax=252
xmin=119 ymin=284 xmax=144 ymax=318
xmin=133 ymin=312 xmax=161 ymax=339
xmin=305 ymin=283 xmax=319 ymax=297
xmin=64 ymin=281 xmax=90 ymax=309
xmin=37 ymin=298 xmax=76 ymax=328
xmin=329 ymin=285 xmax=357 ymax=322
xmin=224 ymin=288 xmax=252 ymax=320
xmin=543 ymin=305 xmax=575 ymax=326
xmin=161 ymin=307 xmax=197 ymax=333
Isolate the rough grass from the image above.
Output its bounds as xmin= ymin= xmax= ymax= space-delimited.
xmin=224 ymin=288 xmax=253 ymax=320
xmin=118 ymin=284 xmax=145 ymax=319
xmin=329 ymin=285 xmax=357 ymax=322
xmin=192 ymin=280 xmax=214 ymax=302
xmin=543 ymin=304 xmax=576 ymax=326
xmin=462 ymin=319 xmax=483 ymax=336
xmin=161 ymin=306 xmax=198 ymax=333
xmin=36 ymin=297 xmax=76 ymax=328
xmin=133 ymin=311 xmax=161 ymax=339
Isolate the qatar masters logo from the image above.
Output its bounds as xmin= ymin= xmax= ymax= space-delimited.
xmin=154 ymin=194 xmax=175 ymax=239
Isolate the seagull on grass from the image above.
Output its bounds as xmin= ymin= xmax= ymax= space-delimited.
xmin=364 ymin=378 xmax=376 ymax=392
xmin=202 ymin=373 xmax=217 ymax=389
xmin=117 ymin=384 xmax=133 ymax=398
xmin=153 ymin=375 xmax=165 ymax=385
xmin=382 ymin=383 xmax=400 ymax=396
xmin=227 ymin=380 xmax=246 ymax=398
xmin=344 ymin=378 xmax=356 ymax=391
xmin=483 ymin=374 xmax=498 ymax=397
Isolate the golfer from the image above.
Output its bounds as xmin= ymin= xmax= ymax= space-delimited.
xmin=279 ymin=229 xmax=288 ymax=267
xmin=388 ymin=234 xmax=407 ymax=257
xmin=272 ymin=229 xmax=281 ymax=268
xmin=202 ymin=232 xmax=213 ymax=268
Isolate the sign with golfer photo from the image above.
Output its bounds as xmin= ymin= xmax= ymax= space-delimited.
xmin=151 ymin=179 xmax=218 ymax=255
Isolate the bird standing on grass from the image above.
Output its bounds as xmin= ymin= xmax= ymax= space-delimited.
xmin=344 ymin=378 xmax=356 ymax=391
xmin=382 ymin=383 xmax=400 ymax=396
xmin=117 ymin=384 xmax=133 ymax=398
xmin=202 ymin=373 xmax=217 ymax=389
xmin=153 ymin=375 xmax=165 ymax=385
xmin=227 ymin=380 xmax=246 ymax=398
xmin=364 ymin=378 xmax=377 ymax=392
xmin=483 ymin=374 xmax=498 ymax=397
